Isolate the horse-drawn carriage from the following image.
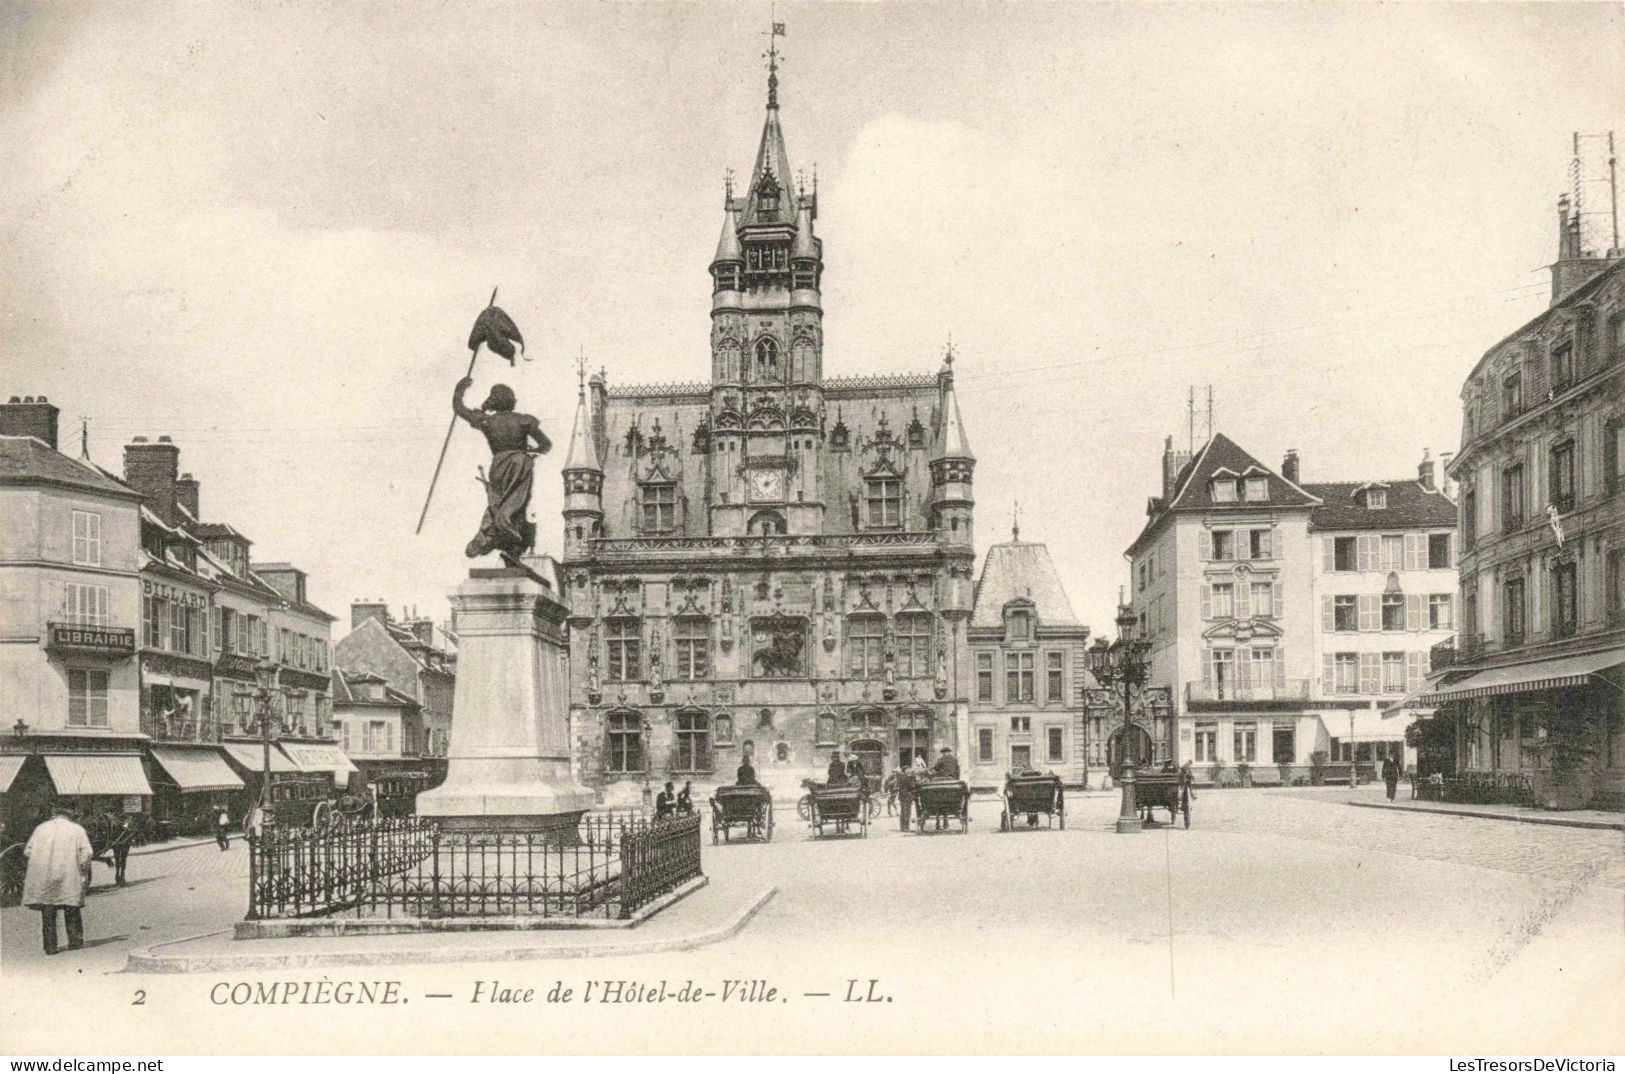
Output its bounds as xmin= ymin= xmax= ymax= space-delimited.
xmin=1000 ymin=773 xmax=1064 ymax=831
xmin=1133 ymin=765 xmax=1193 ymax=828
xmin=309 ymin=788 xmax=375 ymax=832
xmin=709 ymin=784 xmax=774 ymax=844
xmin=913 ymin=778 xmax=971 ymax=833
xmin=803 ymin=781 xmax=869 ymax=838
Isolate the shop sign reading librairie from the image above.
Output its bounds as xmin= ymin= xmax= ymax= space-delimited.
xmin=49 ymin=623 xmax=136 ymax=655
xmin=143 ymin=580 xmax=209 ymax=607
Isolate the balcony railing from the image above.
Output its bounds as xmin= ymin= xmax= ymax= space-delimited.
xmin=1430 ymin=633 xmax=1485 ymax=672
xmin=590 ymin=532 xmax=941 ymax=555
xmin=1185 ymin=679 xmax=1311 ymax=703
xmin=141 ymin=712 xmax=224 ymax=744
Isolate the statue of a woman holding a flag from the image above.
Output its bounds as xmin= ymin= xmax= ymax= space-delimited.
xmin=453 ymin=377 xmax=551 ymax=560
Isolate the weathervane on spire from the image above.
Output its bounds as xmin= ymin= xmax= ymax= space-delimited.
xmin=1012 ymin=500 xmax=1020 ymax=543
xmin=762 ymin=13 xmax=785 ymax=108
xmin=575 ymin=346 xmax=588 ymax=399
xmin=724 ymin=167 xmax=735 ymax=206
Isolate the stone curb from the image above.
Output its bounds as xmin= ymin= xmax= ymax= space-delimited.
xmin=121 ymin=883 xmax=776 ymax=974
xmin=1346 ymin=800 xmax=1624 ymax=831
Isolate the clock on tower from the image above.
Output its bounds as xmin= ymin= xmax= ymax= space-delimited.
xmin=749 ymin=468 xmax=785 ymax=502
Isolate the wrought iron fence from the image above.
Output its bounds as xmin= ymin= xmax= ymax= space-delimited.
xmin=246 ymin=810 xmax=701 ymax=921
xmin=1441 ymin=770 xmax=1535 ymax=807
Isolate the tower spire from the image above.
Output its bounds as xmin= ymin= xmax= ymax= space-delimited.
xmin=763 ymin=15 xmax=785 ymax=110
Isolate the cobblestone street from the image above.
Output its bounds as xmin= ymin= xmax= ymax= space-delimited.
xmin=3 ymin=790 xmax=1620 ymax=1053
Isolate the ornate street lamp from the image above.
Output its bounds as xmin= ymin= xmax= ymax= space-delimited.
xmin=253 ymin=660 xmax=282 ymax=821
xmin=641 ymin=717 xmax=654 ymax=809
xmin=1088 ymin=606 xmax=1153 ymax=834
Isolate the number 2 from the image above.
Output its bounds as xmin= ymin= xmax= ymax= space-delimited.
xmin=132 ymin=990 xmax=146 ymax=1006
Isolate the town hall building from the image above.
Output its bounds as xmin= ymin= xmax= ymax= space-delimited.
xmin=561 ymin=51 xmax=979 ymax=804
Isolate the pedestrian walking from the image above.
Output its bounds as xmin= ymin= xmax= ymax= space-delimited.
xmin=897 ymin=769 xmax=913 ymax=832
xmin=21 ymin=801 xmax=93 ymax=956
xmin=1382 ymin=753 xmax=1400 ymax=802
xmin=108 ymin=814 xmax=136 ymax=887
xmin=214 ymin=806 xmax=231 ymax=851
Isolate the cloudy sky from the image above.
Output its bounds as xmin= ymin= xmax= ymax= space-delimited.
xmin=3 ymin=2 xmax=1621 ymax=635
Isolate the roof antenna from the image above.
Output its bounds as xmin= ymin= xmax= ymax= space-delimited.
xmin=78 ymin=416 xmax=90 ymax=460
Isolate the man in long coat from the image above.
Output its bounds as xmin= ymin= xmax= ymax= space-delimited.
xmin=22 ymin=802 xmax=93 ymax=955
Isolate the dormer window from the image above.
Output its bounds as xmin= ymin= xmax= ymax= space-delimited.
xmin=1365 ymin=489 xmax=1387 ymax=510
xmin=865 ymin=477 xmax=901 ymax=528
xmin=1552 ymin=339 xmax=1574 ymax=389
xmin=1244 ymin=476 xmax=1269 ymax=501
xmin=1211 ymin=478 xmax=1239 ymax=503
xmin=1007 ymin=611 xmax=1031 ymax=641
xmin=1503 ymin=371 xmax=1523 ymax=416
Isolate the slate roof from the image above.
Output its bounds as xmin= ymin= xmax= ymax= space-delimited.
xmin=971 ymin=539 xmax=1083 ymax=630
xmin=0 ymin=435 xmax=143 ymax=500
xmin=1304 ymin=481 xmax=1457 ymax=532
xmin=1127 ymin=433 xmax=1321 ymax=555
xmin=330 ymin=668 xmax=418 ymax=708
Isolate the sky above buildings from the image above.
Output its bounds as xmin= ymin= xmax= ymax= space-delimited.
xmin=3 ymin=2 xmax=1621 ymax=633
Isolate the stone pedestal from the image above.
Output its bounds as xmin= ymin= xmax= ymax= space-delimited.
xmin=416 ymin=560 xmax=594 ymax=837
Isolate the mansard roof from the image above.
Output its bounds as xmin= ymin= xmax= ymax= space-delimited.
xmin=971 ymin=539 xmax=1082 ymax=630
xmin=1304 ymin=480 xmax=1457 ymax=532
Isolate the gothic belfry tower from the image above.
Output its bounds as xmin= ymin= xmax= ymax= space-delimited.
xmin=707 ymin=35 xmax=825 ymax=537
xmin=930 ymin=348 xmax=976 ymax=545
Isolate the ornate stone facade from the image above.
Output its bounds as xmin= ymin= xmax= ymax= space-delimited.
xmin=561 ymin=61 xmax=978 ymax=805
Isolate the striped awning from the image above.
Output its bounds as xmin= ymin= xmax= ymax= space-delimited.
xmin=148 ymin=746 xmax=245 ymax=793
xmin=1381 ymin=672 xmax=1476 ymax=717
xmin=279 ymin=743 xmax=358 ymax=779
xmin=44 ymin=753 xmax=153 ymax=797
xmin=0 ymin=756 xmax=24 ymax=793
xmin=221 ymin=742 xmax=301 ymax=774
xmin=1428 ymin=650 xmax=1623 ymax=704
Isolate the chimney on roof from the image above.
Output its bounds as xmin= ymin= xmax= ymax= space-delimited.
xmin=402 ymin=618 xmax=436 ymax=647
xmin=1282 ymin=449 xmax=1300 ymax=484
xmin=123 ymin=436 xmax=182 ymax=525
xmin=176 ymin=472 xmax=200 ymax=519
xmin=1439 ymin=451 xmax=1456 ymax=499
xmin=351 ymin=601 xmax=390 ymax=631
xmin=1417 ymin=449 xmax=1436 ymax=491
xmin=1161 ymin=436 xmax=1192 ymax=502
xmin=0 ymin=395 xmax=59 ymax=450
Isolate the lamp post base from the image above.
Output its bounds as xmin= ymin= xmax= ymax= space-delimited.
xmin=1115 ymin=814 xmax=1143 ymax=834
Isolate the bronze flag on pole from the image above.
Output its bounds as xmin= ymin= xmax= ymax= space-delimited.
xmin=467 ymin=305 xmax=526 ymax=363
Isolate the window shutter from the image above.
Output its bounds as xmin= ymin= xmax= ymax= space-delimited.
xmin=1273 ymin=583 xmax=1283 ymax=619
xmin=1236 ymin=583 xmax=1252 ymax=618
xmin=1357 ymin=534 xmax=1373 ymax=572
xmin=1323 ymin=536 xmax=1335 ymax=572
xmin=1201 ymin=648 xmax=1212 ymax=691
xmin=1322 ymin=595 xmax=1334 ymax=631
xmin=1322 ymin=653 xmax=1335 ymax=694
xmin=1359 ymin=653 xmax=1380 ymax=694
xmin=1405 ymin=594 xmax=1422 ymax=632
xmin=1358 ymin=594 xmax=1378 ymax=632
xmin=1406 ymin=651 xmax=1423 ymax=693
xmin=1201 ymin=585 xmax=1212 ymax=620
xmin=1404 ymin=535 xmax=1422 ymax=571
xmin=1273 ymin=646 xmax=1286 ymax=687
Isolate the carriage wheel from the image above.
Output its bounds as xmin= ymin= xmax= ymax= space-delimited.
xmin=797 ymin=795 xmax=811 ymax=821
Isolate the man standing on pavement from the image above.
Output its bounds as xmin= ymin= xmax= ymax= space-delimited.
xmin=21 ymin=801 xmax=94 ymax=956
xmin=1381 ymin=752 xmax=1401 ymax=802
xmin=214 ymin=806 xmax=231 ymax=851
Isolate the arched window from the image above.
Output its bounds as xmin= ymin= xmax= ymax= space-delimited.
xmin=605 ymin=710 xmax=645 ymax=773
xmin=791 ymin=339 xmax=815 ymax=382
xmin=748 ymin=510 xmax=786 ymax=536
xmin=754 ymin=338 xmax=780 ymax=382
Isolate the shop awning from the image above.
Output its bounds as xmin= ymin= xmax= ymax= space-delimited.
xmin=0 ymin=756 xmax=24 ymax=793
xmin=44 ymin=754 xmax=153 ymax=797
xmin=148 ymin=746 xmax=245 ymax=793
xmin=279 ymin=743 xmax=359 ymax=780
xmin=1429 ymin=650 xmax=1623 ymax=704
xmin=221 ymin=742 xmax=301 ymax=774
xmin=1381 ymin=672 xmax=1476 ymax=717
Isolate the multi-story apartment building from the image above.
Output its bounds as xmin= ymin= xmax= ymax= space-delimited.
xmin=966 ymin=528 xmax=1092 ymax=786
xmin=1305 ymin=452 xmax=1458 ymax=768
xmin=1 ymin=395 xmax=152 ymax=834
xmin=1428 ymin=201 xmax=1623 ymax=809
xmin=122 ymin=436 xmax=345 ymax=823
xmin=1127 ymin=432 xmax=1457 ymax=781
xmin=335 ymin=602 xmax=455 ymax=762
xmin=560 ymin=52 xmax=978 ymax=806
